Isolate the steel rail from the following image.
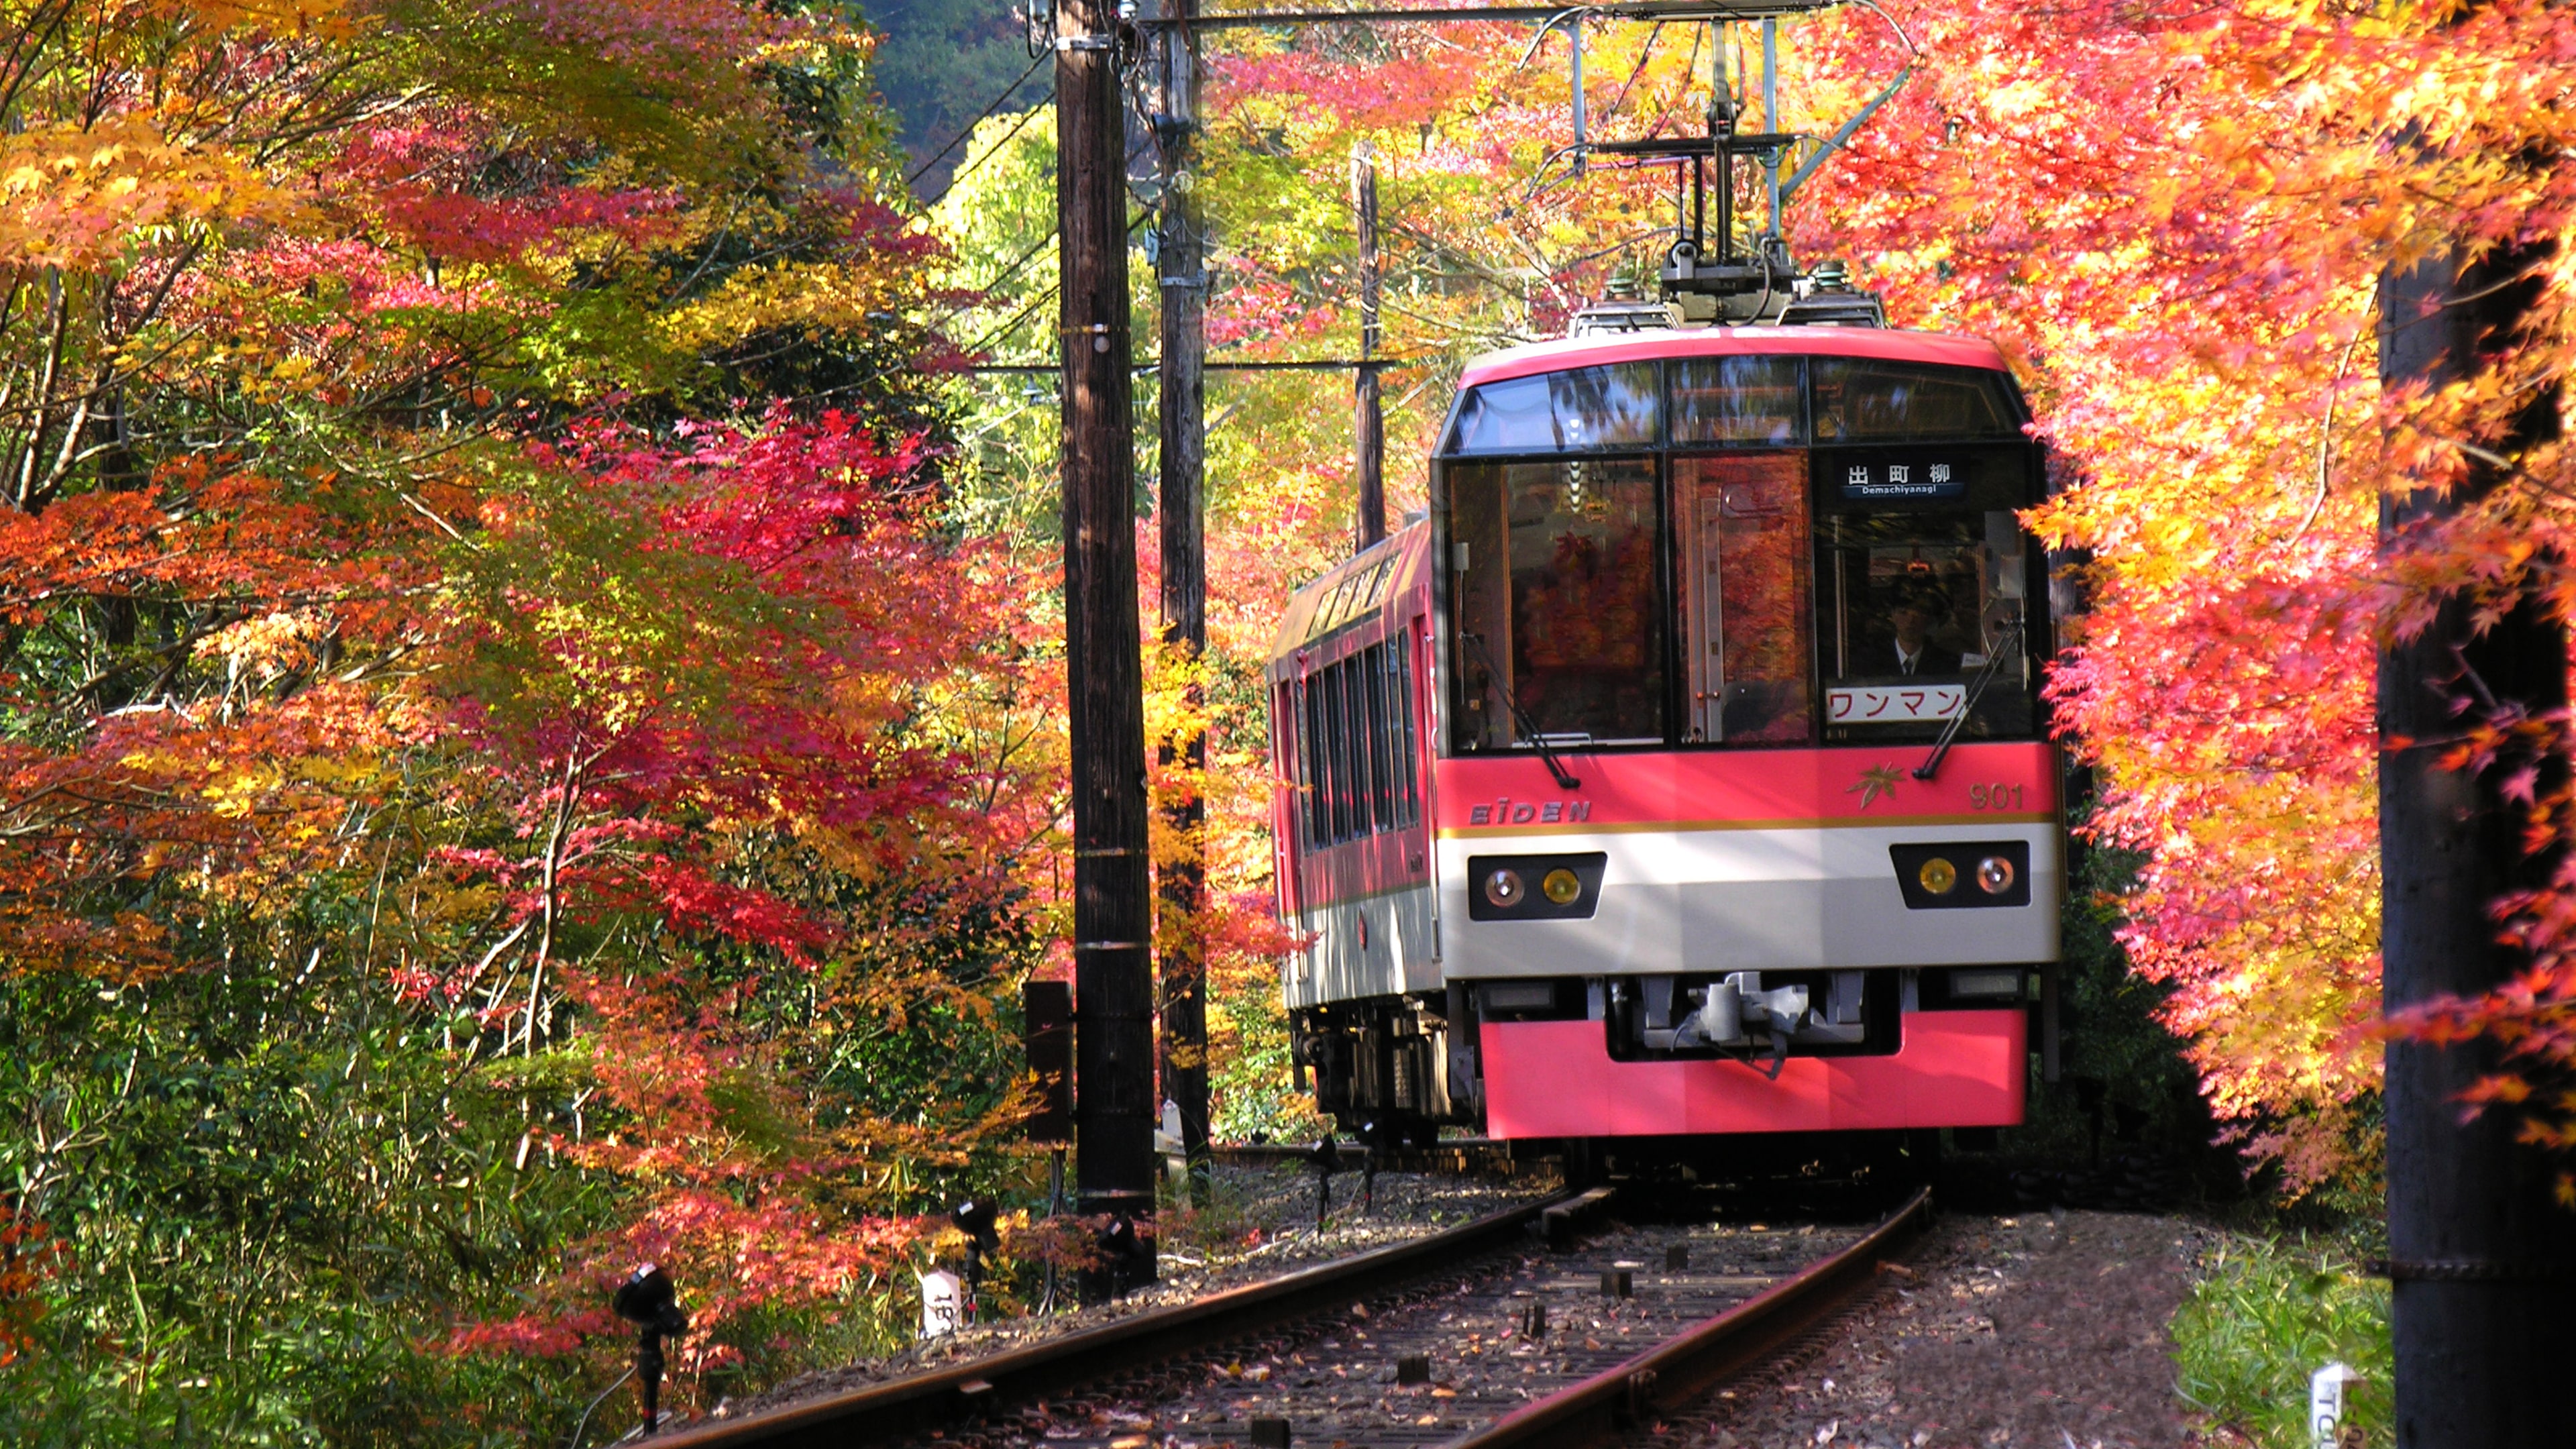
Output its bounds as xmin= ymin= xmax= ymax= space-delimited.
xmin=1208 ymin=1136 xmax=1545 ymax=1174
xmin=649 ymin=1189 xmax=1596 ymax=1449
xmin=1438 ymin=1185 xmax=1931 ymax=1449
xmin=1136 ymin=2 xmax=1835 ymax=30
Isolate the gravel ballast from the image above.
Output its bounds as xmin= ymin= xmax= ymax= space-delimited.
xmin=728 ymin=1159 xmax=1562 ymax=1419
xmin=1668 ymin=1210 xmax=2206 ymax=1449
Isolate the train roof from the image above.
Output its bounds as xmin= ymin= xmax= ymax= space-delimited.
xmin=1269 ymin=524 xmax=1428 ymax=668
xmin=1458 ymin=326 xmax=2012 ymax=389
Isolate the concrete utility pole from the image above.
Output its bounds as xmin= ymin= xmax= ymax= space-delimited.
xmin=1350 ymin=142 xmax=1385 ymax=551
xmin=1154 ymin=0 xmax=1212 ymax=1208
xmin=2378 ymin=243 xmax=2576 ymax=1445
xmin=1057 ymin=0 xmax=1156 ymax=1297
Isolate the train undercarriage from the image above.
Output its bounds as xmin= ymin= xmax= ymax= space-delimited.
xmin=1292 ymin=966 xmax=2047 ymax=1151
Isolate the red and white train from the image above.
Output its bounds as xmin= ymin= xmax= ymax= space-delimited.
xmin=1265 ymin=305 xmax=2060 ymax=1175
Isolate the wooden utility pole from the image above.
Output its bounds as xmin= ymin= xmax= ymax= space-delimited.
xmin=1154 ymin=0 xmax=1212 ymax=1208
xmin=1350 ymin=142 xmax=1385 ymax=551
xmin=1057 ymin=0 xmax=1156 ymax=1298
xmin=2379 ymin=244 xmax=2576 ymax=1444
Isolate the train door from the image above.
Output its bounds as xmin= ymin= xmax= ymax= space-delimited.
xmin=1675 ymin=453 xmax=1813 ymax=745
xmin=1271 ymin=674 xmax=1304 ymax=922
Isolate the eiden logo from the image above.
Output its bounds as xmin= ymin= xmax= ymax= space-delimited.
xmin=1468 ymin=797 xmax=1591 ymax=826
xmin=1847 ymin=763 xmax=1903 ymax=810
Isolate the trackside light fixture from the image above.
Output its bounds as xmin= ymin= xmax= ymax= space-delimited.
xmin=611 ymin=1263 xmax=689 ymax=1438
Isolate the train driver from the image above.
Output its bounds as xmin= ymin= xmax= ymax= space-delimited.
xmin=1853 ymin=582 xmax=1963 ymax=678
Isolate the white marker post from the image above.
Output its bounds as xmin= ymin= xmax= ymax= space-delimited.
xmin=919 ymin=1269 xmax=965 ymax=1340
xmin=2310 ymin=1361 xmax=2361 ymax=1448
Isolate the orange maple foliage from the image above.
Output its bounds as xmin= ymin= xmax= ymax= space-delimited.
xmin=0 ymin=0 xmax=1063 ymax=1430
xmin=1032 ymin=0 xmax=2576 ymax=1193
xmin=1794 ymin=0 xmax=2576 ymax=1191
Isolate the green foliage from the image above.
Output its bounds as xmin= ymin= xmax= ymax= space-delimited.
xmin=0 ymin=939 xmax=607 ymax=1447
xmin=2173 ymin=1234 xmax=2392 ymax=1448
xmin=1209 ymin=982 xmax=1320 ymax=1144
xmin=927 ymin=106 xmax=1067 ymax=547
xmin=0 ymin=0 xmax=1050 ymax=1440
xmin=854 ymin=0 xmax=1049 ymax=193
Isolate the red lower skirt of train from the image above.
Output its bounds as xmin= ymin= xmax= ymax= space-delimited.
xmin=1480 ymin=1010 xmax=2025 ymax=1138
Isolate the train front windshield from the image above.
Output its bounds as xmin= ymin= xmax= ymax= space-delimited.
xmin=1439 ymin=354 xmax=2041 ymax=750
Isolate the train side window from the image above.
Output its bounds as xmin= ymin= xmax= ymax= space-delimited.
xmin=1447 ymin=457 xmax=1666 ymax=749
xmin=1296 ymin=645 xmax=1424 ymax=847
xmin=1313 ymin=573 xmax=1349 ymax=637
xmin=1360 ymin=642 xmax=1401 ymax=824
xmin=1350 ymin=655 xmax=1370 ymax=835
xmin=1389 ymin=639 xmax=1419 ymax=828
xmin=1676 ymin=453 xmax=1813 ymax=744
xmin=1327 ymin=656 xmax=1350 ymax=841
xmin=1344 ymin=654 xmax=1373 ymax=838
xmin=1308 ymin=675 xmax=1329 ymax=845
xmin=1669 ymin=356 xmax=1805 ymax=446
xmin=1323 ymin=660 xmax=1350 ymax=842
xmin=1278 ymin=684 xmax=1301 ymax=852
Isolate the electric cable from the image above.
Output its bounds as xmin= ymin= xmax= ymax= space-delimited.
xmin=1597 ymin=20 xmax=1664 ymax=121
xmin=930 ymin=224 xmax=1064 ymax=338
xmin=955 ymin=207 xmax=1152 ymax=358
xmin=1851 ymin=0 xmax=1918 ymax=58
xmin=564 ymin=1368 xmax=637 ymax=1449
xmin=906 ymin=51 xmax=1052 ymax=189
xmin=961 ymin=284 xmax=1061 ymax=358
xmin=972 ymin=227 xmax=1063 ymax=307
xmin=918 ymin=93 xmax=1057 ymax=210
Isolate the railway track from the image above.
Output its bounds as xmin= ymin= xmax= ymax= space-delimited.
xmin=1206 ymin=1137 xmax=1544 ymax=1177
xmin=651 ymin=1185 xmax=1930 ymax=1449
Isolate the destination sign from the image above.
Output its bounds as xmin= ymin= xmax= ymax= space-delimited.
xmin=1812 ymin=443 xmax=2033 ymax=511
xmin=1839 ymin=459 xmax=1967 ymax=500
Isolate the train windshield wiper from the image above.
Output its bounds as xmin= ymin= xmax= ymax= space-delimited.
xmin=1913 ymin=618 xmax=2025 ymax=782
xmin=1462 ymin=633 xmax=1580 ymax=790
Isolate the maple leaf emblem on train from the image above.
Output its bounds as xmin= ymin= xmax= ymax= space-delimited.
xmin=1847 ymin=763 xmax=1904 ymax=810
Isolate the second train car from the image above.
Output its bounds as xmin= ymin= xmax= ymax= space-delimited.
xmin=1266 ymin=319 xmax=2061 ymax=1173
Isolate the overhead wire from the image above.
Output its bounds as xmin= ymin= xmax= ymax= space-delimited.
xmin=928 ymin=223 xmax=1063 ymax=341
xmin=905 ymin=50 xmax=1052 ymax=189
xmin=1597 ymin=19 xmax=1665 ymax=121
xmin=953 ymin=209 xmax=1155 ymax=359
xmin=965 ymin=227 xmax=1062 ymax=311
xmin=962 ymin=284 xmax=1061 ymax=358
xmin=918 ymin=95 xmax=1057 ymax=210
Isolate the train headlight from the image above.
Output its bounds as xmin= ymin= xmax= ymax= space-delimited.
xmin=1466 ymin=852 xmax=1605 ymax=920
xmin=1890 ymin=841 xmax=2029 ymax=910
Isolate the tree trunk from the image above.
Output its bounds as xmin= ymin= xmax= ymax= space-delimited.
xmin=2377 ymin=241 xmax=2576 ymax=1448
xmin=1155 ymin=0 xmax=1212 ymax=1208
xmin=1350 ymin=143 xmax=1385 ymax=551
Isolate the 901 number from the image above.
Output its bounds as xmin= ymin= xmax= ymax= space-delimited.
xmin=1970 ymin=783 xmax=2025 ymax=810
